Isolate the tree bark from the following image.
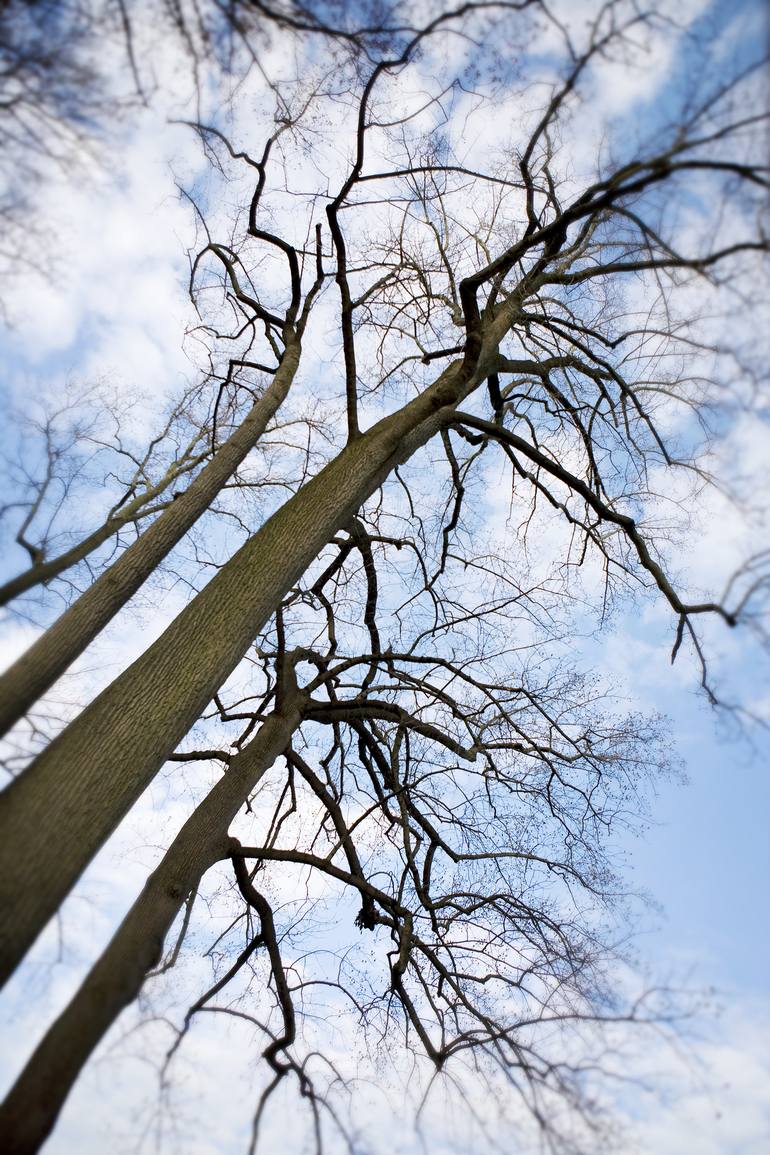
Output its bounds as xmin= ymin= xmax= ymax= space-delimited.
xmin=0 ymin=694 xmax=304 ymax=1155
xmin=0 ymin=343 xmax=300 ymax=739
xmin=0 ymin=355 xmax=481 ymax=988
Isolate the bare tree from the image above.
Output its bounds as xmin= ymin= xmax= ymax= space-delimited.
xmin=1 ymin=565 xmax=672 ymax=1152
xmin=0 ymin=1 xmax=768 ymax=1152
xmin=0 ymin=3 xmax=388 ymax=731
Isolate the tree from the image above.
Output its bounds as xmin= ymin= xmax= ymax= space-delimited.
xmin=0 ymin=0 xmax=416 ymax=729
xmin=0 ymin=1 xmax=768 ymax=1152
xmin=0 ymin=379 xmax=217 ymax=608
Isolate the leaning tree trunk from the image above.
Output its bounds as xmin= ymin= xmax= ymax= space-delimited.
xmin=0 ymin=692 xmax=305 ymax=1155
xmin=0 ymin=351 xmax=483 ymax=987
xmin=0 ymin=434 xmax=208 ymax=608
xmin=0 ymin=342 xmax=300 ymax=739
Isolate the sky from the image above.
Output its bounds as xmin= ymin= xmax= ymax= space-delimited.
xmin=0 ymin=1 xmax=769 ymax=1153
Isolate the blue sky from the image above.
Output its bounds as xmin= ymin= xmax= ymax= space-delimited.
xmin=627 ymin=684 xmax=770 ymax=994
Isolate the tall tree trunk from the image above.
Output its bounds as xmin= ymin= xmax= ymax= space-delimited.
xmin=0 ymin=343 xmax=300 ymax=739
xmin=0 ymin=354 xmax=478 ymax=987
xmin=0 ymin=693 xmax=305 ymax=1155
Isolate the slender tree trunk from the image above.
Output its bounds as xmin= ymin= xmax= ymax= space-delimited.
xmin=0 ymin=344 xmax=300 ymax=739
xmin=0 ymin=506 xmax=159 ymax=608
xmin=0 ymin=354 xmax=479 ymax=988
xmin=0 ymin=695 xmax=304 ymax=1155
xmin=0 ymin=439 xmax=208 ymax=608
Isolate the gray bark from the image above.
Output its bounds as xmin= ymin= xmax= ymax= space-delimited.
xmin=0 ymin=344 xmax=300 ymax=739
xmin=0 ymin=694 xmax=304 ymax=1155
xmin=0 ymin=353 xmax=481 ymax=987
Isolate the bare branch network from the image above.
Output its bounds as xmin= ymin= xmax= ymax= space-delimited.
xmin=0 ymin=1 xmax=768 ymax=1153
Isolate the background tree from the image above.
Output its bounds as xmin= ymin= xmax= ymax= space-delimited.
xmin=0 ymin=1 xmax=768 ymax=1153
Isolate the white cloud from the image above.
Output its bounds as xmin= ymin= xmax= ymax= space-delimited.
xmin=617 ymin=1000 xmax=770 ymax=1155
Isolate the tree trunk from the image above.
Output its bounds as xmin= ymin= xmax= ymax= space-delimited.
xmin=0 ymin=354 xmax=480 ymax=988
xmin=0 ymin=343 xmax=300 ymax=739
xmin=0 ymin=695 xmax=304 ymax=1155
xmin=0 ymin=436 xmax=208 ymax=609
